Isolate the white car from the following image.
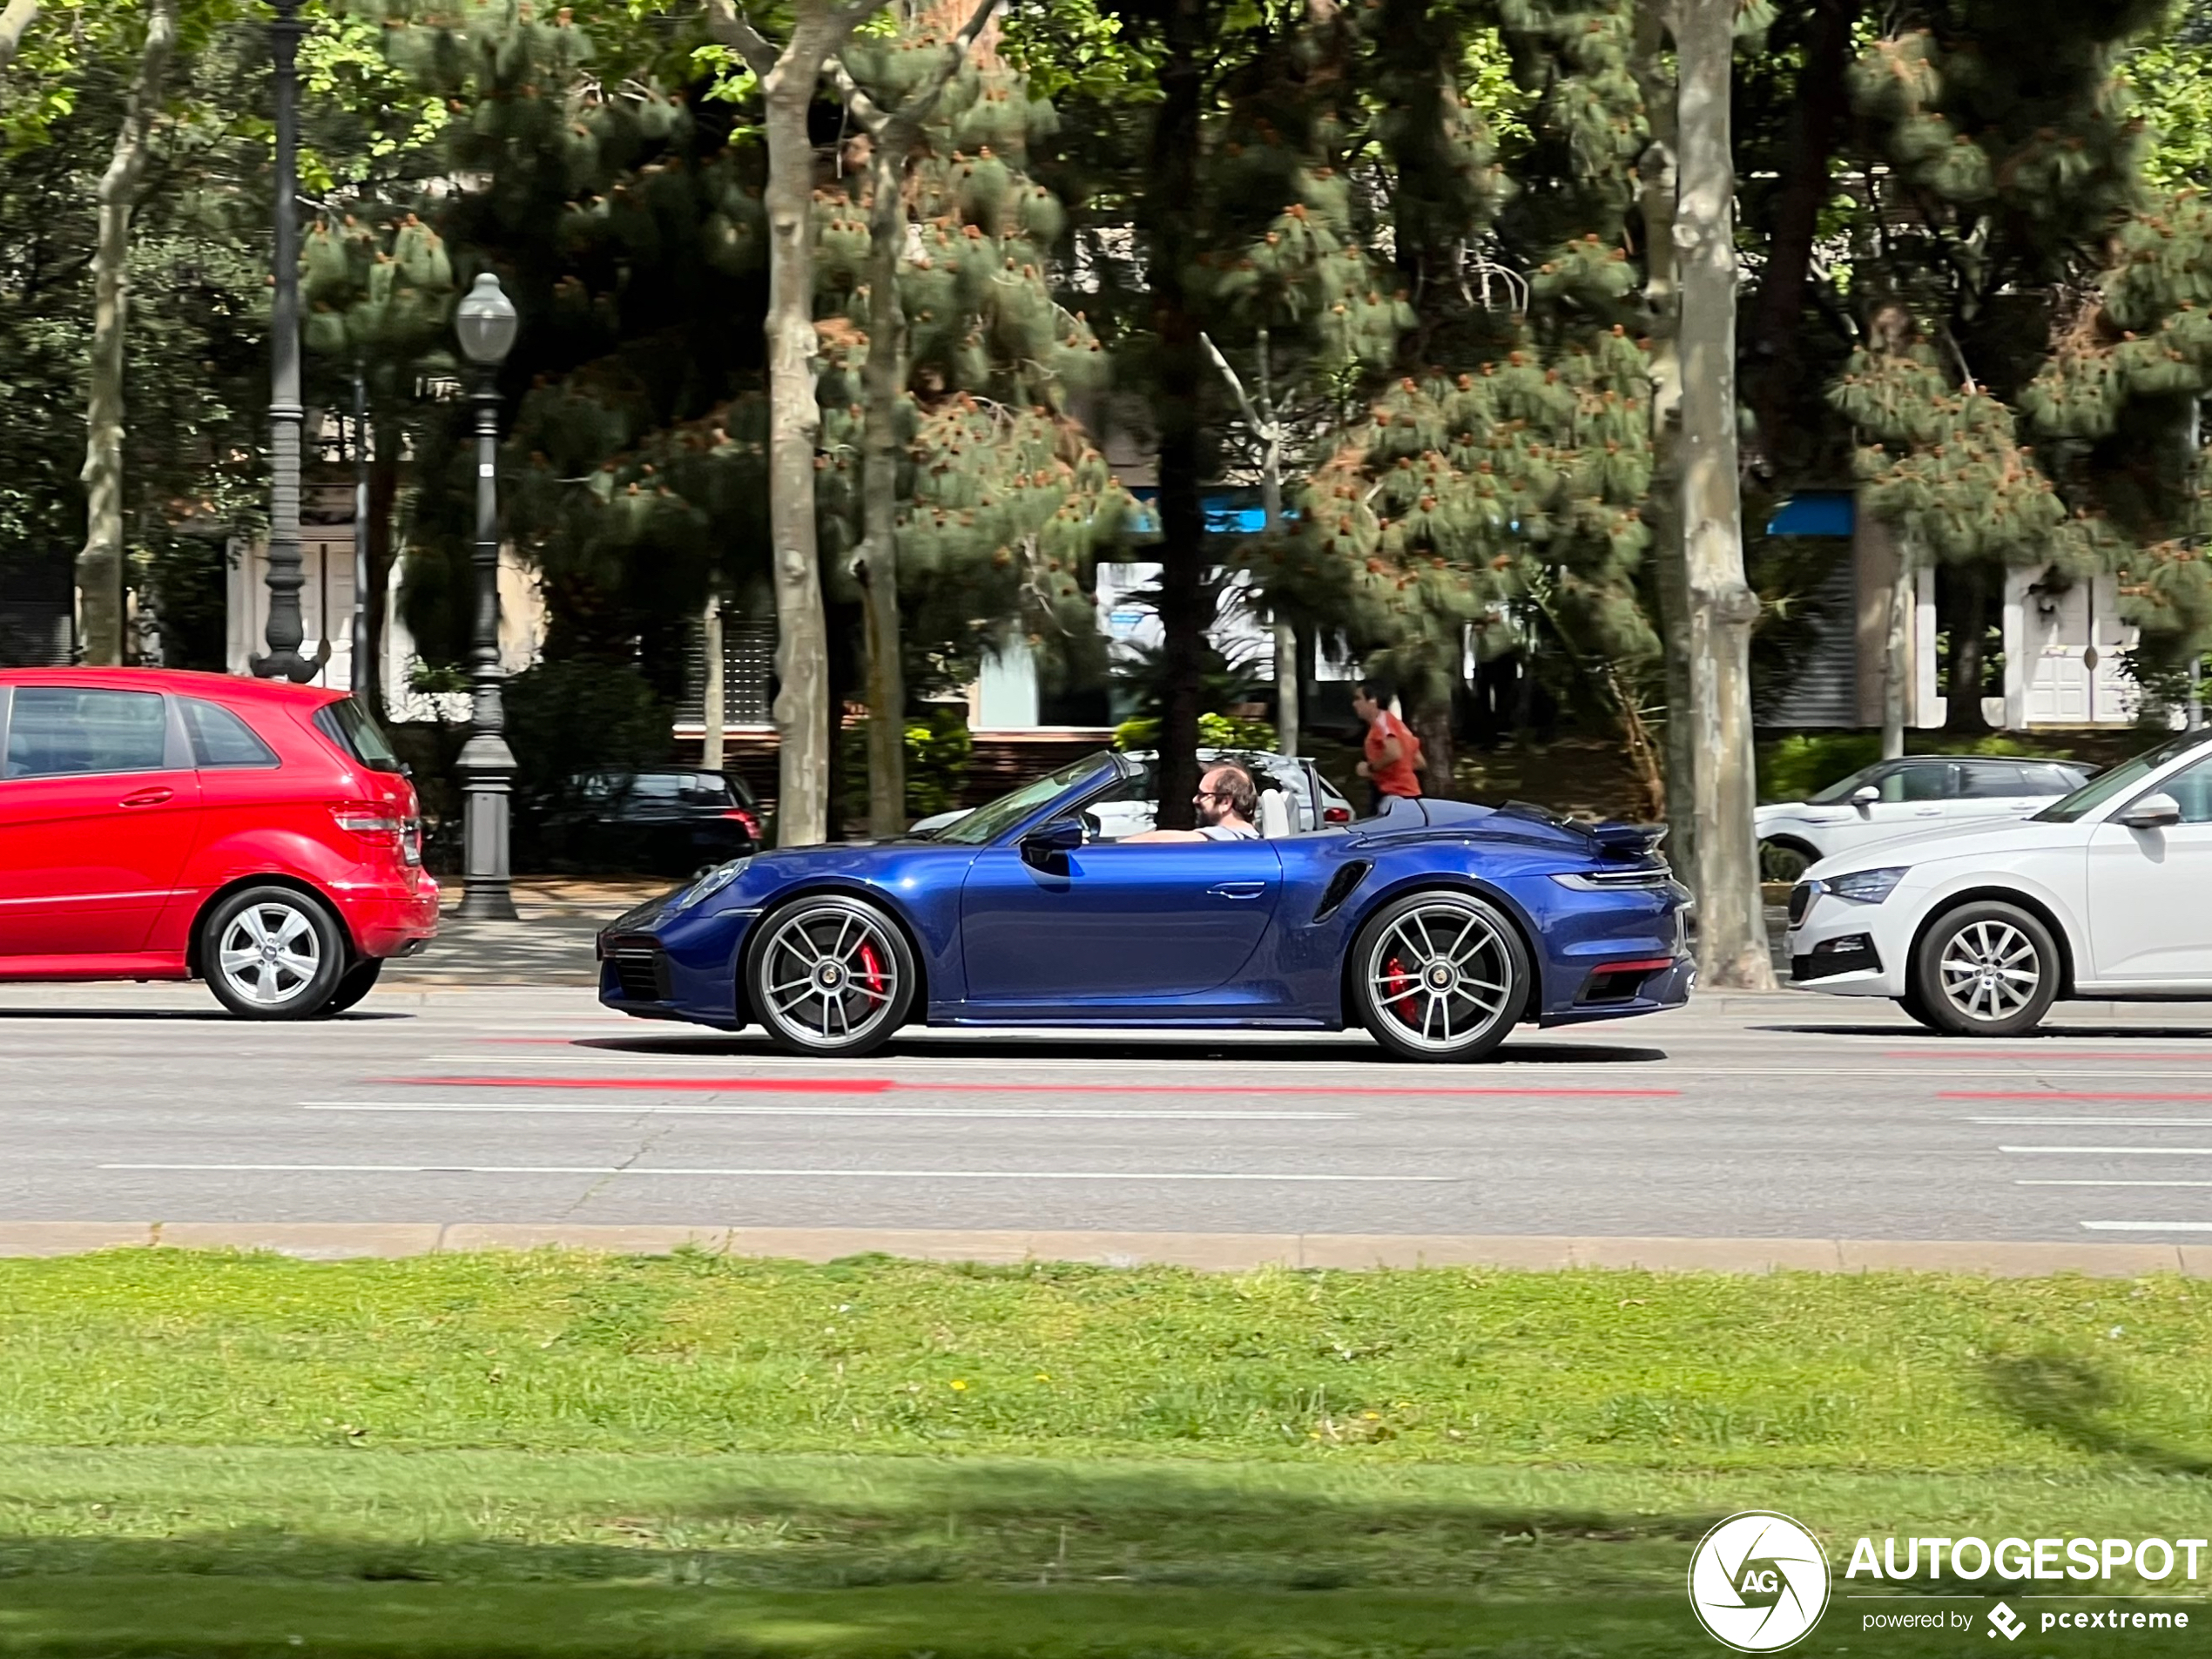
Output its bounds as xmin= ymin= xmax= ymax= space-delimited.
xmin=1756 ymin=755 xmax=2095 ymax=881
xmin=911 ymin=751 xmax=1356 ymax=840
xmin=1785 ymin=732 xmax=2212 ymax=1035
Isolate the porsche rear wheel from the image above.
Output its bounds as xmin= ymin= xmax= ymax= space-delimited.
xmin=1352 ymin=891 xmax=1527 ymax=1062
xmin=746 ymin=895 xmax=915 ymax=1056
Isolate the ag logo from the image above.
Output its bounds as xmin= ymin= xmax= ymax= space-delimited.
xmin=1687 ymin=1511 xmax=1831 ymax=1651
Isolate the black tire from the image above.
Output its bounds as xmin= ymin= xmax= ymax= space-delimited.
xmin=324 ymin=957 xmax=385 ymax=1015
xmin=200 ymin=886 xmax=347 ymax=1021
xmin=745 ymin=894 xmax=916 ymax=1056
xmin=1759 ymin=838 xmax=1818 ymax=885
xmin=1896 ymin=985 xmax=1940 ymax=1033
xmin=1908 ymin=900 xmax=2061 ymax=1038
xmin=1350 ymin=889 xmax=1529 ymax=1062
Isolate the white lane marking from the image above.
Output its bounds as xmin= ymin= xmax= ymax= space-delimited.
xmin=2080 ymin=1221 xmax=2212 ymax=1231
xmin=2020 ymin=1179 xmax=2212 ymax=1187
xmin=99 ymin=1163 xmax=1451 ymax=1183
xmin=1999 ymin=1145 xmax=2212 ymax=1156
xmin=300 ymin=1102 xmax=1352 ymax=1121
xmin=1975 ymin=1117 xmax=2212 ymax=1127
xmin=415 ymin=1054 xmax=2209 ymax=1079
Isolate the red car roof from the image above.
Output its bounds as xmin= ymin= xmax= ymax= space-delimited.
xmin=0 ymin=666 xmax=347 ymax=706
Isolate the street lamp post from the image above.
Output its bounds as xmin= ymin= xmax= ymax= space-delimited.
xmin=253 ymin=0 xmax=317 ymax=684
xmin=454 ymin=273 xmax=521 ymax=921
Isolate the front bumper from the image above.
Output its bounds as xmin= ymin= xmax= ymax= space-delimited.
xmin=1784 ymin=887 xmax=1911 ymax=997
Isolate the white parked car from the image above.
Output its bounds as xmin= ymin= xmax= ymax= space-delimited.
xmin=1785 ymin=732 xmax=2212 ymax=1035
xmin=1756 ymin=754 xmax=2095 ymax=881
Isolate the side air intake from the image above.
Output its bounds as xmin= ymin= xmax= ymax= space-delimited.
xmin=1312 ymin=860 xmax=1372 ymax=923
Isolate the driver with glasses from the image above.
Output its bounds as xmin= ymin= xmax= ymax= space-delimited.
xmin=1124 ymin=762 xmax=1261 ymax=843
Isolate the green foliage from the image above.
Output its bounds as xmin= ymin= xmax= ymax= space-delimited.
xmin=840 ymin=708 xmax=974 ymax=819
xmin=1114 ymin=711 xmax=1278 ymax=752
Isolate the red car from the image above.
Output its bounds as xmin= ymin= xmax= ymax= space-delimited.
xmin=0 ymin=668 xmax=437 ymax=1017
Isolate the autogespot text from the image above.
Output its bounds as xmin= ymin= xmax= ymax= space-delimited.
xmin=1847 ymin=1534 xmax=2209 ymax=1583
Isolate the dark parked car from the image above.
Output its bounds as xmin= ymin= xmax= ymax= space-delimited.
xmin=568 ymin=770 xmax=761 ymax=874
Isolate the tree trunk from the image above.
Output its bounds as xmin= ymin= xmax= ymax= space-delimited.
xmin=702 ymin=587 xmax=725 ymax=772
xmin=361 ymin=430 xmax=400 ymax=724
xmin=708 ymin=0 xmax=887 ymax=847
xmin=1941 ymin=559 xmax=1992 ymax=732
xmin=1883 ymin=543 xmax=1912 ymax=759
xmin=1142 ymin=0 xmax=1209 ymax=830
xmin=1409 ymin=692 xmax=1453 ymax=800
xmin=1676 ymin=0 xmax=1774 ymax=989
xmin=1633 ymin=0 xmax=1690 ymax=869
xmin=1273 ymin=621 xmax=1298 ymax=756
xmin=76 ymin=0 xmax=178 ymax=668
xmin=833 ymin=0 xmax=992 ymax=840
xmin=0 ymin=0 xmax=40 ymax=74
xmin=1743 ymin=0 xmax=1858 ymax=463
xmin=858 ymin=127 xmax=907 ymax=840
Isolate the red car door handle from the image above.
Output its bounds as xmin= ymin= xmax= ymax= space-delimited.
xmin=120 ymin=786 xmax=174 ymax=807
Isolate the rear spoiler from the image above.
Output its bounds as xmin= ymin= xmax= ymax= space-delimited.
xmin=1590 ymin=819 xmax=1668 ymax=859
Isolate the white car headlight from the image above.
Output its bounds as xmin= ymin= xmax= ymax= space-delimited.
xmin=1826 ymin=865 xmax=1907 ymax=905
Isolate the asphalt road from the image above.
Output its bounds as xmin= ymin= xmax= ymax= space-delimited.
xmin=6 ymin=977 xmax=2212 ymax=1244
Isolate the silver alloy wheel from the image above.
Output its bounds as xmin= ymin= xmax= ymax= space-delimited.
xmin=215 ymin=900 xmax=323 ymax=1008
xmin=1936 ymin=917 xmax=2040 ymax=1023
xmin=757 ymin=903 xmax=903 ymax=1048
xmin=1363 ymin=900 xmax=1515 ymax=1054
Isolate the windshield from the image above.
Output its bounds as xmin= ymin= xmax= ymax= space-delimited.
xmin=2034 ymin=733 xmax=2209 ymax=824
xmin=934 ymin=752 xmax=1116 ymax=846
xmin=1805 ymin=762 xmax=1885 ymax=804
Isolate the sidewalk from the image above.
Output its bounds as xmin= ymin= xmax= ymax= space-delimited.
xmin=382 ymin=877 xmax=668 ymax=988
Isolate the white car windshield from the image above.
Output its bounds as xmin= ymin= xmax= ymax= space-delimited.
xmin=2034 ymin=734 xmax=2207 ymax=824
xmin=934 ymin=753 xmax=1116 ymax=845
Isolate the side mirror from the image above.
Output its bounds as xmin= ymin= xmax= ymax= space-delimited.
xmin=2118 ymin=792 xmax=2182 ymax=830
xmin=1851 ymin=784 xmax=1880 ymax=808
xmin=1020 ymin=815 xmax=1084 ymax=867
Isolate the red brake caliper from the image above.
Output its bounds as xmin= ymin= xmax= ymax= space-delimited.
xmin=859 ymin=941 xmax=885 ymax=1004
xmin=1383 ymin=954 xmax=1419 ymax=1026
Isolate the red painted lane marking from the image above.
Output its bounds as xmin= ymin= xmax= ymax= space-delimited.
xmin=1892 ymin=1050 xmax=2212 ymax=1062
xmin=1942 ymin=1091 xmax=2212 ymax=1103
xmin=383 ymin=1075 xmax=1680 ymax=1098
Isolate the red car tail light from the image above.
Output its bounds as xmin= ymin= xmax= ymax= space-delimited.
xmin=332 ymin=803 xmax=407 ymax=860
xmin=723 ymin=806 xmax=761 ymax=838
xmin=1323 ymin=805 xmax=1352 ymax=825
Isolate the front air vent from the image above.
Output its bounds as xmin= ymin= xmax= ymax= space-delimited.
xmin=1312 ymin=860 xmax=1372 ymax=923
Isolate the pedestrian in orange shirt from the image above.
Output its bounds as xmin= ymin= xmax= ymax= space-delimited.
xmin=1352 ymin=678 xmax=1424 ymax=813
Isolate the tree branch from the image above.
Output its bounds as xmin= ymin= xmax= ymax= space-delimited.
xmin=701 ymin=0 xmax=776 ymax=77
xmin=0 ymin=0 xmax=39 ymax=74
xmin=1198 ymin=330 xmax=1268 ymax=435
xmin=831 ymin=0 xmax=999 ymax=147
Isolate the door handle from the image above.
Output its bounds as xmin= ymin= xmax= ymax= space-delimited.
xmin=1913 ymin=806 xmax=1941 ymax=817
xmin=120 ymin=786 xmax=174 ymax=807
xmin=1208 ymin=881 xmax=1267 ymax=900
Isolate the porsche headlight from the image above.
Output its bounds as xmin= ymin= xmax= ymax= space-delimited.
xmin=681 ymin=859 xmax=748 ymax=908
xmin=1827 ymin=865 xmax=1907 ymax=906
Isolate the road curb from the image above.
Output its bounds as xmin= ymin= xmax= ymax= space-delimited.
xmin=0 ymin=1223 xmax=2202 ymax=1277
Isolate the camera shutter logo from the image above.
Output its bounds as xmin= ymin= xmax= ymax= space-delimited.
xmin=1687 ymin=1511 xmax=1831 ymax=1651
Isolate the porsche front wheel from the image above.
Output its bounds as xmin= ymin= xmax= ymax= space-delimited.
xmin=1352 ymin=891 xmax=1528 ymax=1062
xmin=746 ymin=895 xmax=916 ymax=1056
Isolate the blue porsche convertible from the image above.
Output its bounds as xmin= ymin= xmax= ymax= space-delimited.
xmin=597 ymin=750 xmax=1693 ymax=1062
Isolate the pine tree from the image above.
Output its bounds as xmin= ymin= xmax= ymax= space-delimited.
xmin=1826 ymin=0 xmax=2181 ymax=732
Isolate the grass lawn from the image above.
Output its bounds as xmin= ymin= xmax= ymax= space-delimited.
xmin=0 ymin=1250 xmax=2207 ymax=1655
